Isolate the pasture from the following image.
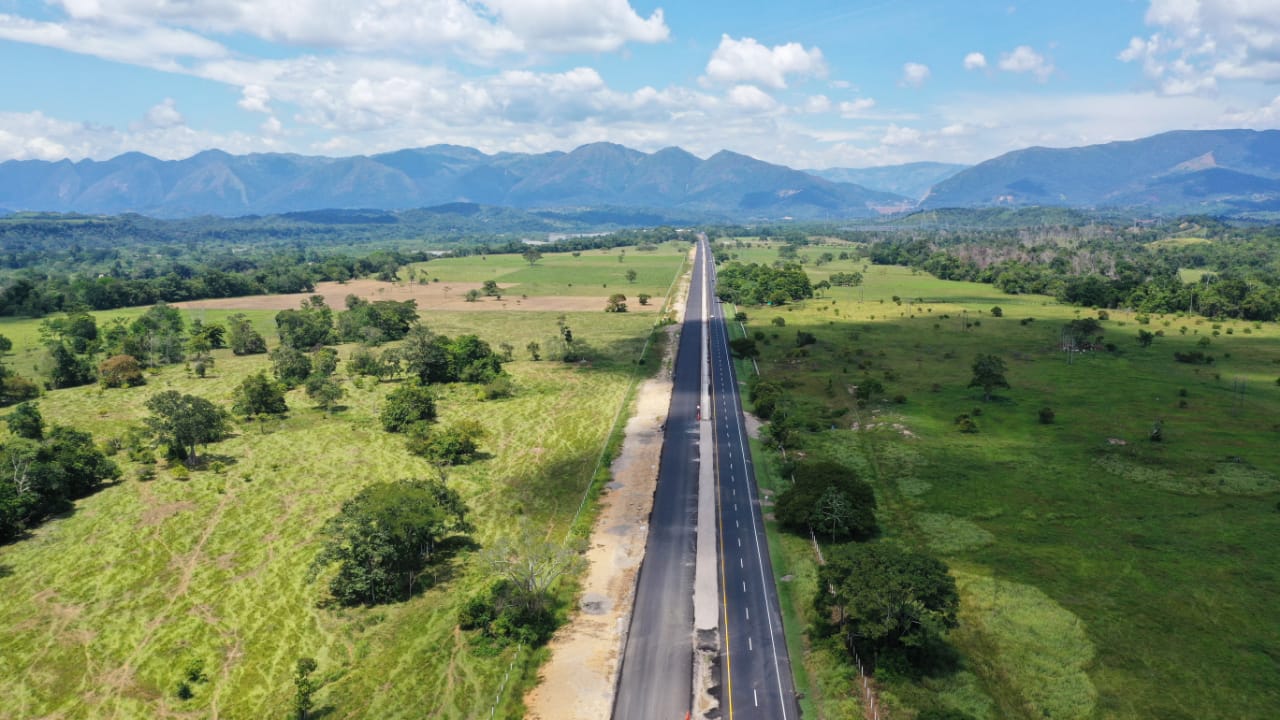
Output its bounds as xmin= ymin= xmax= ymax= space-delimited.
xmin=0 ymin=245 xmax=689 ymax=719
xmin=726 ymin=241 xmax=1280 ymax=719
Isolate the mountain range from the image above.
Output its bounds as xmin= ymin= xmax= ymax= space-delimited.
xmin=2 ymin=129 xmax=1279 ymax=220
xmin=0 ymin=143 xmax=904 ymax=220
xmin=924 ymin=129 xmax=1280 ymax=214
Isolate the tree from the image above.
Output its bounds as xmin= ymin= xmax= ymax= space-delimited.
xmin=305 ymin=375 xmax=345 ymax=414
xmin=968 ymin=353 xmax=1010 ymax=401
xmin=227 ymin=313 xmax=268 ymax=355
xmin=0 ymin=334 xmax=12 ymax=353
xmin=522 ymin=248 xmax=543 ymax=267
xmin=729 ymin=337 xmax=759 ymax=359
xmin=7 ymin=401 xmax=43 ymax=440
xmin=271 ymin=346 xmax=312 ymax=388
xmin=144 ymin=391 xmax=230 ymax=465
xmin=605 ymin=293 xmax=628 ymax=313
xmin=231 ymin=372 xmax=288 ymax=420
xmin=276 ymin=296 xmax=334 ymax=349
xmin=98 ymin=354 xmax=145 ymax=388
xmin=625 ymin=269 xmax=637 ymax=283
xmin=309 ymin=478 xmax=472 ymax=605
xmin=815 ymin=543 xmax=959 ymax=668
xmin=311 ymin=347 xmax=339 ymax=378
xmin=990 ymin=306 xmax=1003 ymax=317
xmin=482 ymin=280 xmax=501 ymax=298
xmin=464 ymin=289 xmax=481 ymax=302
xmin=44 ymin=342 xmax=95 ymax=390
xmin=776 ymin=460 xmax=877 ymax=541
xmin=638 ymin=293 xmax=651 ymax=306
xmin=526 ymin=341 xmax=541 ymax=361
xmin=406 ymin=419 xmax=486 ymax=465
xmin=293 ymin=657 xmax=318 ymax=720
xmin=399 ymin=326 xmax=452 ymax=384
xmin=1137 ymin=329 xmax=1155 ymax=347
xmin=381 ymin=381 xmax=437 ymax=433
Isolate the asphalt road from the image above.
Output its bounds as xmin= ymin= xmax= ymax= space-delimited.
xmin=707 ymin=246 xmax=801 ymax=719
xmin=613 ymin=241 xmax=706 ymax=720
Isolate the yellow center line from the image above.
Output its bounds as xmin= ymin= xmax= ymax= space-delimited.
xmin=716 ymin=376 xmax=734 ymax=720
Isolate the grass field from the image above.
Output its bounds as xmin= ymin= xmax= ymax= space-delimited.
xmin=0 ymin=246 xmax=689 ymax=719
xmin=726 ymin=241 xmax=1280 ymax=719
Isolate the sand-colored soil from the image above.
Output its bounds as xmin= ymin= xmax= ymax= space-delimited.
xmin=172 ymin=279 xmax=618 ymax=313
xmin=523 ymin=250 xmax=692 ymax=720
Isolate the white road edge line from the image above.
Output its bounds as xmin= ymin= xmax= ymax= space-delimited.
xmin=710 ymin=264 xmax=791 ymax=720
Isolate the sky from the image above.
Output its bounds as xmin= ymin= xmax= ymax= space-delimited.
xmin=0 ymin=0 xmax=1279 ymax=168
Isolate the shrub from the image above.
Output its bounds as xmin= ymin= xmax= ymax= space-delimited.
xmin=99 ymin=354 xmax=145 ymax=388
xmin=1038 ymin=407 xmax=1055 ymax=424
xmin=795 ymin=331 xmax=817 ymax=347
xmin=771 ymin=316 xmax=786 ymax=327
xmin=955 ymin=414 xmax=978 ymax=433
xmin=990 ymin=306 xmax=1003 ymax=317
xmin=381 ymin=382 xmax=437 ymax=432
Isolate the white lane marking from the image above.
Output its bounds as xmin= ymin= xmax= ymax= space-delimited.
xmin=745 ymin=607 xmax=749 ymax=620
xmin=749 ymin=637 xmax=753 ymax=651
xmin=754 ymin=689 xmax=759 ymax=707
xmin=737 ymin=537 xmax=741 ymax=547
xmin=735 ymin=520 xmax=739 ymax=528
xmin=739 ymin=558 xmax=743 ymax=568
xmin=713 ymin=295 xmax=792 ymax=720
xmin=742 ymin=581 xmax=747 ymax=593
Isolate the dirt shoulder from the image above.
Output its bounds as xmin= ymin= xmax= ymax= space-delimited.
xmin=522 ymin=249 xmax=692 ymax=720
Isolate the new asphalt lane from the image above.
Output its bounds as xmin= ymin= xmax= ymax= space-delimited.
xmin=707 ymin=250 xmax=800 ymax=719
xmin=613 ymin=241 xmax=706 ymax=720
xmin=613 ymin=238 xmax=797 ymax=719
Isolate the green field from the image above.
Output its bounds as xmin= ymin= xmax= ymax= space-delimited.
xmin=0 ymin=247 xmax=689 ymax=719
xmin=727 ymin=241 xmax=1280 ymax=719
xmin=407 ymin=242 xmax=690 ymax=298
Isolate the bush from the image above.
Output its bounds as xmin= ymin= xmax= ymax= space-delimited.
xmin=733 ymin=311 xmax=747 ymax=322
xmin=771 ymin=316 xmax=786 ymax=327
xmin=381 ymin=382 xmax=437 ymax=433
xmin=955 ymin=414 xmax=979 ymax=433
xmin=478 ymin=375 xmax=514 ymax=400
xmin=1038 ymin=407 xmax=1055 ymax=424
xmin=406 ymin=419 xmax=486 ymax=465
xmin=1173 ymin=351 xmax=1214 ymax=365
xmin=990 ymin=306 xmax=1003 ymax=317
xmin=98 ymin=354 xmax=145 ymax=388
xmin=795 ymin=331 xmax=817 ymax=347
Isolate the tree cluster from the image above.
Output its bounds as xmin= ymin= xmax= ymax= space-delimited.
xmin=1 ymin=404 xmax=120 ymax=541
xmin=715 ymin=262 xmax=814 ymax=306
xmin=776 ymin=460 xmax=878 ymax=542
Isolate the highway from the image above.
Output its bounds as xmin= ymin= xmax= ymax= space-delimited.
xmin=613 ymin=241 xmax=706 ymax=720
xmin=706 ymin=239 xmax=800 ymax=719
xmin=613 ymin=236 xmax=797 ymax=720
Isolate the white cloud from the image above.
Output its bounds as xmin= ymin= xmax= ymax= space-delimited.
xmin=900 ymin=62 xmax=930 ymax=88
xmin=32 ymin=0 xmax=667 ymax=60
xmin=261 ymin=115 xmax=284 ymax=135
xmin=238 ymin=85 xmax=272 ymax=114
xmin=726 ymin=85 xmax=778 ymax=112
xmin=838 ymin=98 xmax=877 ymax=118
xmin=881 ymin=124 xmax=924 ymax=147
xmin=1222 ymin=95 xmax=1280 ymax=127
xmin=964 ymin=52 xmax=987 ymax=70
xmin=802 ymin=95 xmax=832 ymax=113
xmin=134 ymin=98 xmax=185 ymax=130
xmin=998 ymin=45 xmax=1054 ymax=82
xmin=1121 ymin=0 xmax=1280 ymax=95
xmin=703 ymin=34 xmax=826 ymax=89
xmin=0 ymin=13 xmax=227 ymax=70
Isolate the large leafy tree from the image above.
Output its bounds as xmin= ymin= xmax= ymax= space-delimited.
xmin=775 ymin=460 xmax=878 ymax=541
xmin=310 ymin=478 xmax=472 ymax=605
xmin=276 ymin=296 xmax=334 ymax=350
xmin=816 ymin=542 xmax=959 ymax=668
xmin=231 ymin=372 xmax=288 ymax=420
xmin=380 ymin=381 xmax=437 ymax=433
xmin=144 ymin=391 xmax=230 ymax=464
xmin=968 ymin=353 xmax=1010 ymax=402
xmin=227 ymin=313 xmax=268 ymax=355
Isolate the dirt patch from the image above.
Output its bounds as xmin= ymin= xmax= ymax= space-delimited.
xmin=523 ymin=249 xmax=692 ymax=720
xmin=140 ymin=500 xmax=197 ymax=527
xmin=173 ymin=279 xmax=635 ymax=313
xmin=743 ymin=411 xmax=763 ymax=440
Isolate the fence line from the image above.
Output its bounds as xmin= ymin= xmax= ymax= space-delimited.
xmin=488 ymin=644 xmax=524 ymax=719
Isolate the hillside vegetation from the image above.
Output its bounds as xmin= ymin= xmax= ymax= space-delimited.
xmin=0 ymin=244 xmax=688 ymax=719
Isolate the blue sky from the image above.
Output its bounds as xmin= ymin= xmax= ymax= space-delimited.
xmin=0 ymin=0 xmax=1278 ymax=168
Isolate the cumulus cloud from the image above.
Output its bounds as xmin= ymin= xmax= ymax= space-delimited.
xmin=838 ymin=98 xmax=877 ymax=118
xmin=0 ymin=13 xmax=227 ymax=70
xmin=999 ymin=45 xmax=1054 ymax=81
xmin=703 ymin=35 xmax=826 ymax=89
xmin=964 ymin=52 xmax=987 ymax=70
xmin=726 ymin=84 xmax=778 ymax=112
xmin=900 ymin=62 xmax=930 ymax=88
xmin=134 ymin=98 xmax=185 ymax=130
xmin=30 ymin=0 xmax=667 ymax=60
xmin=802 ymin=95 xmax=832 ymax=113
xmin=1120 ymin=0 xmax=1280 ymax=95
xmin=238 ymin=85 xmax=272 ymax=114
